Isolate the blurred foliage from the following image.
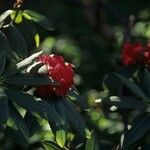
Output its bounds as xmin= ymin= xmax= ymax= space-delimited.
xmin=0 ymin=0 xmax=150 ymax=149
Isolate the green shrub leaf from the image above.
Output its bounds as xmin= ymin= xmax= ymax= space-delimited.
xmin=104 ymin=96 xmax=147 ymax=110
xmin=115 ymin=74 xmax=148 ymax=101
xmin=0 ymin=88 xmax=9 ymax=126
xmin=42 ymin=141 xmax=64 ymax=150
xmin=24 ymin=10 xmax=53 ymax=31
xmin=5 ymin=73 xmax=58 ymax=86
xmin=0 ymin=51 xmax=6 ymax=75
xmin=9 ymin=103 xmax=30 ymax=140
xmin=122 ymin=113 xmax=150 ymax=148
xmin=0 ymin=10 xmax=13 ymax=23
xmin=85 ymin=131 xmax=99 ymax=150
xmin=5 ymin=25 xmax=28 ymax=57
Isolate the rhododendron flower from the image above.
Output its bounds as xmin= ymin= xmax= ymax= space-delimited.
xmin=143 ymin=47 xmax=150 ymax=67
xmin=122 ymin=42 xmax=143 ymax=65
xmin=37 ymin=54 xmax=74 ymax=97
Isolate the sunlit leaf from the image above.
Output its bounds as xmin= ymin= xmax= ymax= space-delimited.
xmin=34 ymin=33 xmax=40 ymax=48
xmin=85 ymin=131 xmax=99 ymax=150
xmin=0 ymin=10 xmax=13 ymax=23
xmin=11 ymin=10 xmax=23 ymax=24
xmin=24 ymin=10 xmax=53 ymax=31
xmin=42 ymin=141 xmax=64 ymax=150
xmin=16 ymin=51 xmax=42 ymax=69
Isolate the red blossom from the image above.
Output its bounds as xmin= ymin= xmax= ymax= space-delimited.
xmin=122 ymin=42 xmax=143 ymax=65
xmin=143 ymin=47 xmax=150 ymax=67
xmin=37 ymin=54 xmax=74 ymax=97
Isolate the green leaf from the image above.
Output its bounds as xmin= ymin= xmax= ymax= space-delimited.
xmin=122 ymin=113 xmax=150 ymax=148
xmin=42 ymin=141 xmax=64 ymax=150
xmin=0 ymin=10 xmax=13 ymax=23
xmin=54 ymin=100 xmax=68 ymax=148
xmin=10 ymin=10 xmax=23 ymax=24
xmin=0 ymin=30 xmax=11 ymax=52
xmin=24 ymin=111 xmax=40 ymax=137
xmin=9 ymin=103 xmax=30 ymax=141
xmin=34 ymin=33 xmax=40 ymax=48
xmin=105 ymin=96 xmax=147 ymax=110
xmin=56 ymin=129 xmax=66 ymax=148
xmin=17 ymin=18 xmax=38 ymax=50
xmin=24 ymin=10 xmax=53 ymax=31
xmin=0 ymin=88 xmax=9 ymax=126
xmin=62 ymin=99 xmax=85 ymax=136
xmin=144 ymin=68 xmax=150 ymax=98
xmin=5 ymin=127 xmax=28 ymax=147
xmin=5 ymin=74 xmax=58 ymax=86
xmin=0 ymin=30 xmax=16 ymax=60
xmin=67 ymin=89 xmax=89 ymax=111
xmin=6 ymin=89 xmax=62 ymax=125
xmin=0 ymin=51 xmax=6 ymax=75
xmin=115 ymin=73 xmax=148 ymax=101
xmin=85 ymin=131 xmax=99 ymax=150
xmin=5 ymin=25 xmax=28 ymax=57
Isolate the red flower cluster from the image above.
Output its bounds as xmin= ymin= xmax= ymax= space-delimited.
xmin=122 ymin=42 xmax=150 ymax=66
xmin=37 ymin=54 xmax=74 ymax=97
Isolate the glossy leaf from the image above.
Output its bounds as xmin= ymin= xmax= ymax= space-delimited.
xmin=16 ymin=51 xmax=42 ymax=69
xmin=0 ymin=51 xmax=6 ymax=75
xmin=5 ymin=25 xmax=28 ymax=57
xmin=115 ymin=74 xmax=148 ymax=101
xmin=63 ymin=99 xmax=85 ymax=136
xmin=67 ymin=89 xmax=89 ymax=111
xmin=5 ymin=127 xmax=28 ymax=147
xmin=17 ymin=18 xmax=38 ymax=50
xmin=0 ymin=10 xmax=13 ymax=23
xmin=6 ymin=89 xmax=62 ymax=125
xmin=105 ymin=96 xmax=147 ymax=110
xmin=9 ymin=103 xmax=29 ymax=140
xmin=144 ymin=68 xmax=150 ymax=98
xmin=24 ymin=111 xmax=40 ymax=137
xmin=24 ymin=10 xmax=53 ymax=31
xmin=54 ymin=100 xmax=68 ymax=148
xmin=0 ymin=88 xmax=9 ymax=126
xmin=56 ymin=129 xmax=66 ymax=148
xmin=0 ymin=30 xmax=11 ymax=52
xmin=5 ymin=73 xmax=58 ymax=86
xmin=122 ymin=113 xmax=150 ymax=148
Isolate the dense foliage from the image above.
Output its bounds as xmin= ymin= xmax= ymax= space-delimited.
xmin=0 ymin=0 xmax=150 ymax=150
